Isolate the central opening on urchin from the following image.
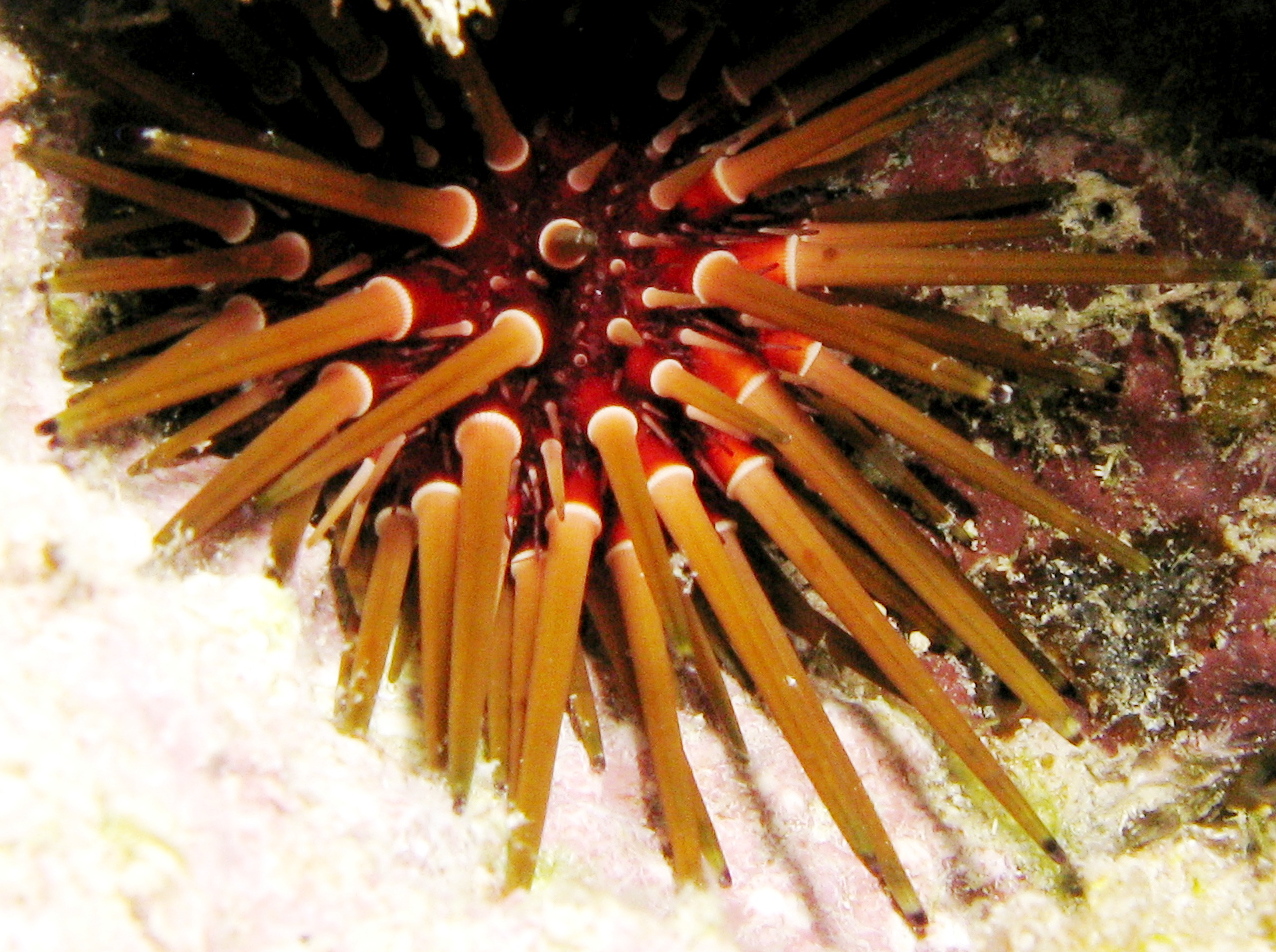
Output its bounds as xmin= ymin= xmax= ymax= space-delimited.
xmin=537 ymin=218 xmax=598 ymax=271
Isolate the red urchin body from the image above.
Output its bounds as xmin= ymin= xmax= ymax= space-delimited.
xmin=12 ymin=0 xmax=1276 ymax=942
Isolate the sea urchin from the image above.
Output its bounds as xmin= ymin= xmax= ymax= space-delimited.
xmin=14 ymin=0 xmax=1275 ymax=933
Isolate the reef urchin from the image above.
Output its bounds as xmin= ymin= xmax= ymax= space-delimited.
xmin=8 ymin=0 xmax=1276 ymax=941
